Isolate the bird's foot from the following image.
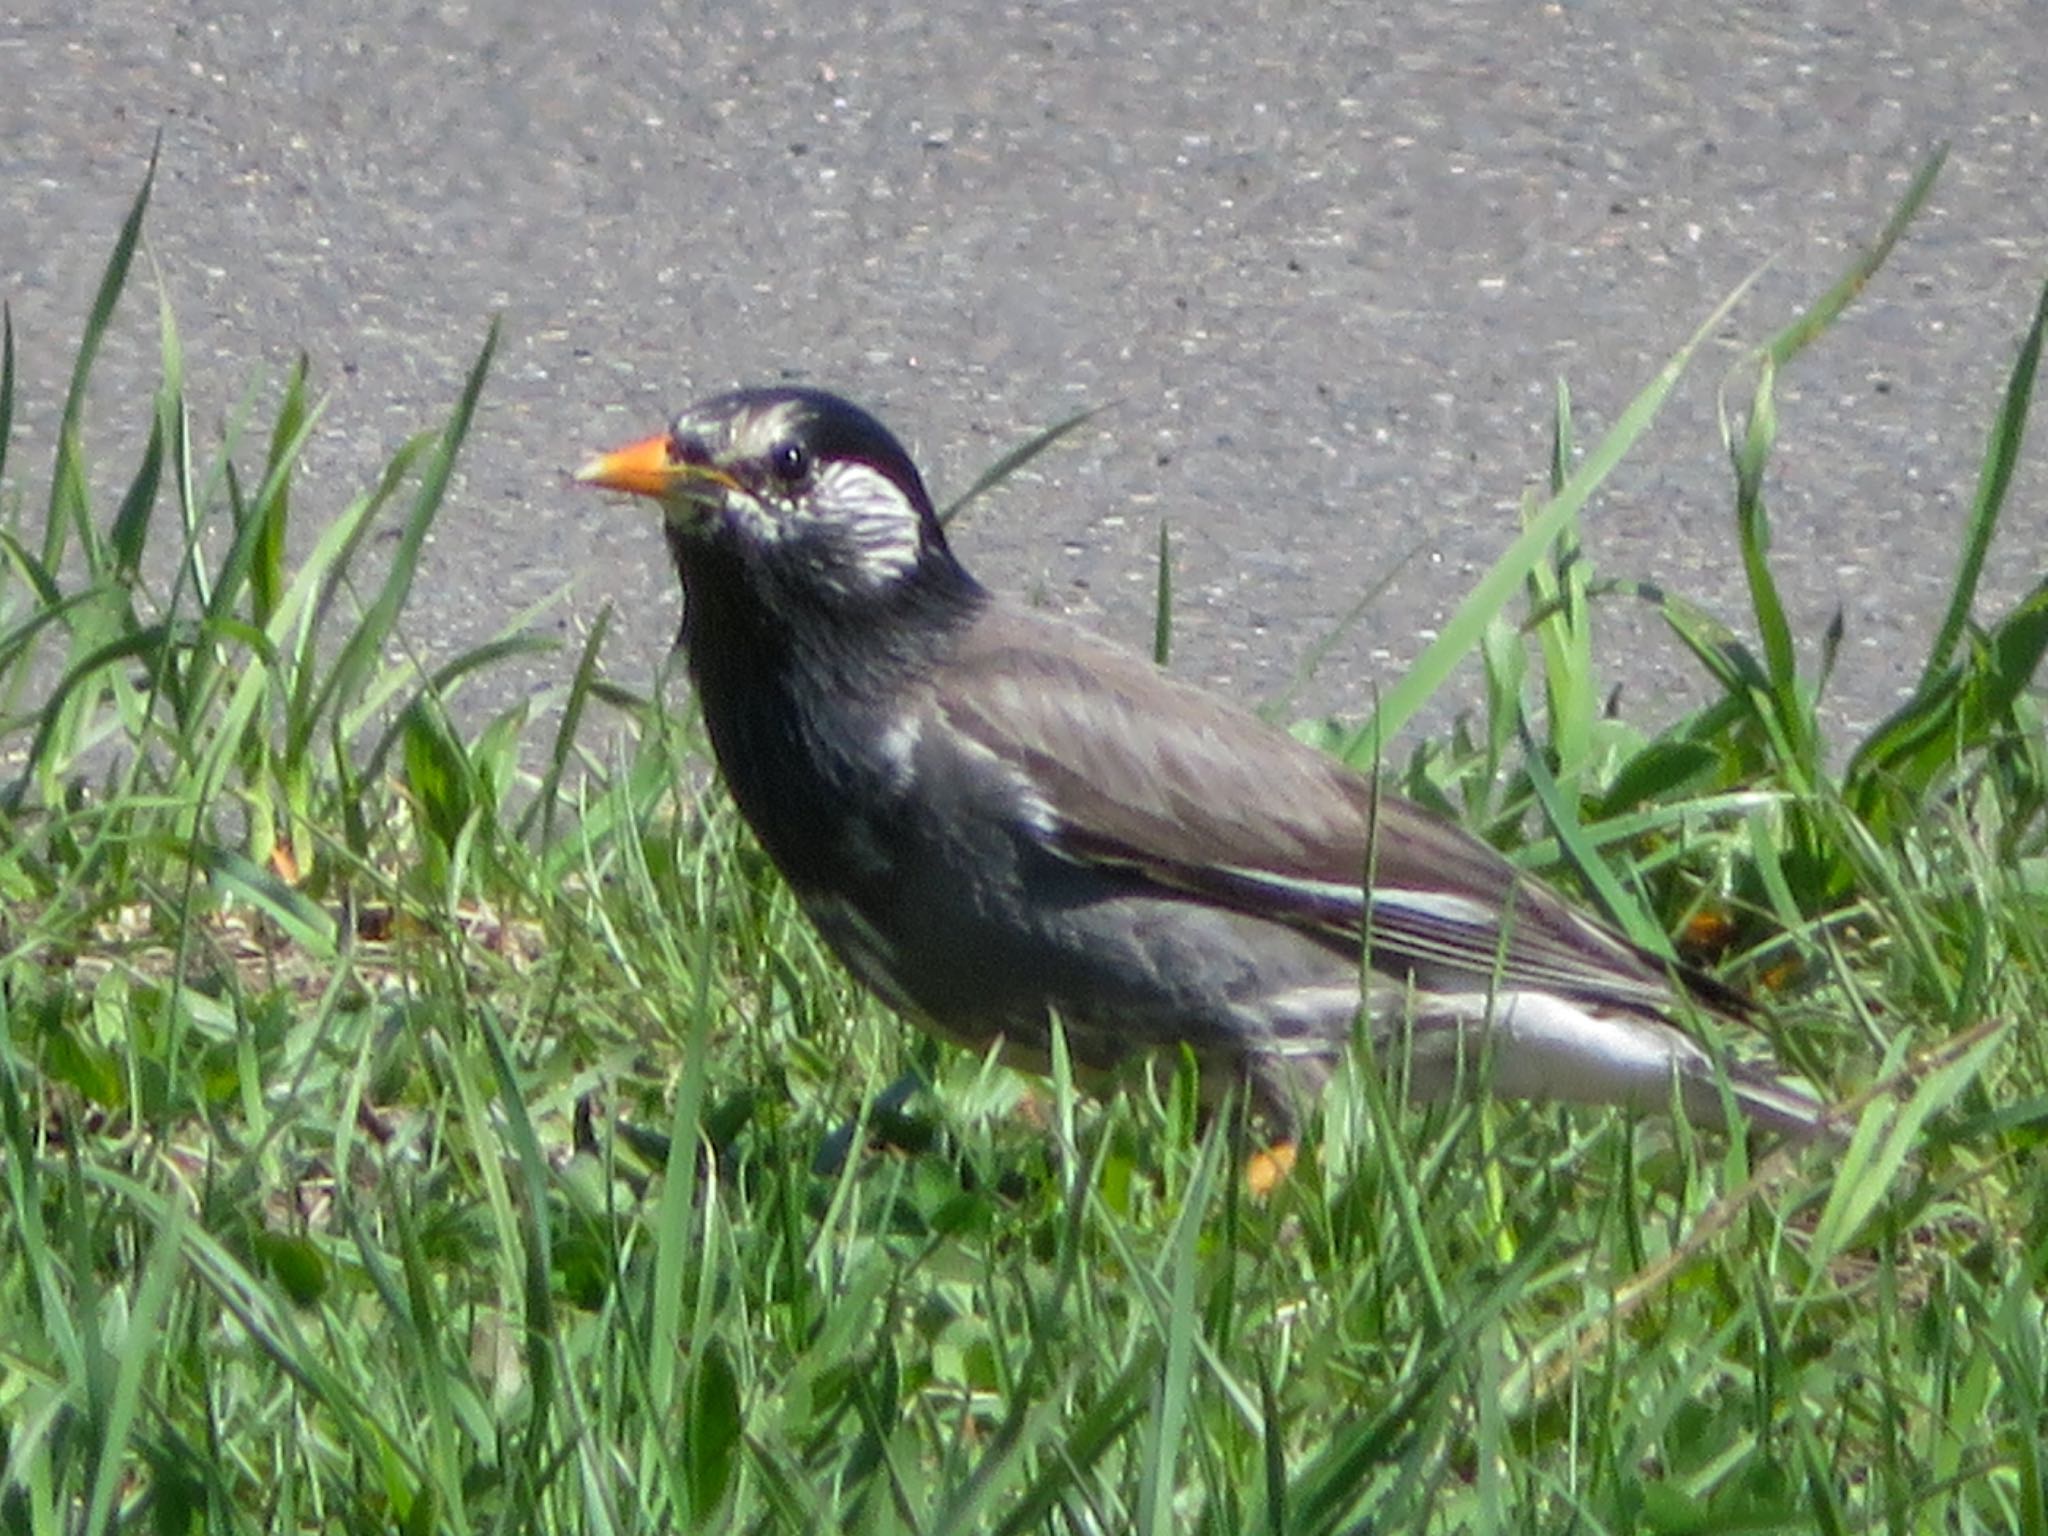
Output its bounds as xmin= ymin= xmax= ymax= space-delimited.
xmin=1245 ymin=1140 xmax=1298 ymax=1198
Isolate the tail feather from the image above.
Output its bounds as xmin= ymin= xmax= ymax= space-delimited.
xmin=1387 ymin=988 xmax=1833 ymax=1140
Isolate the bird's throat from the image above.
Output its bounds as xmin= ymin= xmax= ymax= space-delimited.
xmin=671 ymin=541 xmax=982 ymax=888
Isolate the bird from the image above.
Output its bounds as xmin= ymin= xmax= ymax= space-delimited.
xmin=575 ymin=386 xmax=1829 ymax=1146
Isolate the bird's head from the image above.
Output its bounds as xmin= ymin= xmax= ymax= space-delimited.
xmin=577 ymin=387 xmax=976 ymax=608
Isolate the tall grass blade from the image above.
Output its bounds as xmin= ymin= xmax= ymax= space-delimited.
xmin=1518 ymin=711 xmax=1670 ymax=955
xmin=106 ymin=254 xmax=185 ymax=589
xmin=1802 ymin=1021 xmax=2005 ymax=1277
xmin=361 ymin=633 xmax=557 ymax=784
xmin=1152 ymin=517 xmax=1173 ymax=667
xmin=1848 ymin=277 xmax=2048 ymax=810
xmin=1989 ymin=1282 xmax=2048 ymax=1536
xmin=479 ymin=1009 xmax=561 ymax=1440
xmin=1527 ymin=381 xmax=1595 ymax=779
xmin=648 ymin=859 xmax=720 ymax=1413
xmin=212 ymin=428 xmax=317 ymax=678
xmin=0 ymin=303 xmax=14 ymax=488
xmin=1137 ymin=1119 xmax=1225 ymax=1536
xmin=47 ymin=138 xmax=158 ymax=567
xmin=8 ymin=621 xmax=171 ymax=805
xmin=192 ymin=845 xmax=338 ymax=958
xmin=106 ymin=412 xmax=164 ymax=591
xmin=1266 ymin=1250 xmax=1541 ymax=1536
xmin=1726 ymin=356 xmax=1816 ymax=778
xmin=1925 ymin=271 xmax=2046 ymax=679
xmin=1258 ymin=543 xmax=1415 ymax=723
xmin=525 ymin=603 xmax=612 ymax=849
xmin=309 ymin=322 xmax=496 ymax=737
xmin=0 ymin=1032 xmax=87 ymax=1379
xmin=1759 ymin=143 xmax=1947 ymax=370
xmin=283 ymin=434 xmax=433 ymax=764
xmin=938 ymin=404 xmax=1104 ymax=527
xmin=1347 ymin=266 xmax=1765 ymax=758
xmin=0 ymin=541 xmax=85 ymax=658
xmin=81 ymin=1200 xmax=185 ymax=1536
xmin=251 ymin=354 xmax=310 ymax=625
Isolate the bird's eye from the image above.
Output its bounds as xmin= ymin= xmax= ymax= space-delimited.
xmin=771 ymin=441 xmax=810 ymax=486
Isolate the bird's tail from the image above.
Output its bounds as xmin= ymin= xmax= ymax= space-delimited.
xmin=1390 ymin=988 xmax=1834 ymax=1140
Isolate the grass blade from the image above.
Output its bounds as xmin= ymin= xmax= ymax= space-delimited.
xmin=1925 ymin=269 xmax=2046 ymax=680
xmin=1725 ymin=354 xmax=1816 ymax=780
xmin=1847 ymin=276 xmax=2048 ymax=811
xmin=0 ymin=303 xmax=14 ymax=489
xmin=1152 ymin=518 xmax=1173 ymax=667
xmin=1347 ymin=264 xmax=1766 ymax=758
xmin=938 ymin=403 xmax=1104 ymax=527
xmin=525 ymin=602 xmax=612 ymax=850
xmin=1137 ymin=1119 xmax=1226 ymax=1536
xmin=1759 ymin=143 xmax=1947 ymax=371
xmin=47 ymin=138 xmax=158 ymax=567
xmin=106 ymin=406 xmax=164 ymax=588
xmin=308 ymin=320 xmax=498 ymax=737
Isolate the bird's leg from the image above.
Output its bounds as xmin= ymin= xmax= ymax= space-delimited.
xmin=1232 ymin=1054 xmax=1326 ymax=1197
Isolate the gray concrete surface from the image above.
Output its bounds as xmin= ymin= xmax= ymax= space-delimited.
xmin=3 ymin=1 xmax=2043 ymax=753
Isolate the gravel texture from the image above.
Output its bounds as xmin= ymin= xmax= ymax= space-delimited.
xmin=4 ymin=1 xmax=2043 ymax=748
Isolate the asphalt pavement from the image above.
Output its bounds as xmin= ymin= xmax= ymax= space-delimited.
xmin=4 ymin=1 xmax=2043 ymax=750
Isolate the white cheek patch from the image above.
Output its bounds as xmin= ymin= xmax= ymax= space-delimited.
xmin=795 ymin=461 xmax=925 ymax=586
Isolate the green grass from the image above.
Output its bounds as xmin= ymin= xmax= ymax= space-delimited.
xmin=3 ymin=147 xmax=2046 ymax=1535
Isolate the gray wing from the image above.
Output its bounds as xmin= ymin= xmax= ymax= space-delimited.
xmin=935 ymin=601 xmax=1748 ymax=1021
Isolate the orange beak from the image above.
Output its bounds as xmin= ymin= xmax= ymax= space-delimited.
xmin=573 ymin=433 xmax=686 ymax=498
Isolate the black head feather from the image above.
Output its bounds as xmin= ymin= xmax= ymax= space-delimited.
xmin=659 ymin=388 xmax=978 ymax=609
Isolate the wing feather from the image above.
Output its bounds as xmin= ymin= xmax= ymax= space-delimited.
xmin=935 ymin=602 xmax=1748 ymax=1019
